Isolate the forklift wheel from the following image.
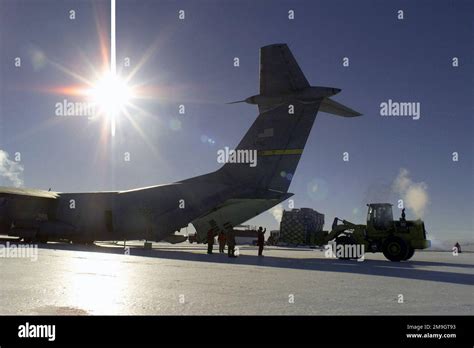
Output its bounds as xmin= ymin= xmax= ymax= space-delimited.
xmin=403 ymin=247 xmax=415 ymax=261
xmin=382 ymin=236 xmax=409 ymax=262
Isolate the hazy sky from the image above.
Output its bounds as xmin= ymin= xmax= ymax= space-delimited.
xmin=0 ymin=0 xmax=472 ymax=242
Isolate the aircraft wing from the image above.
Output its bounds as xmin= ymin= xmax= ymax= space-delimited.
xmin=259 ymin=43 xmax=310 ymax=96
xmin=0 ymin=186 xmax=59 ymax=200
xmin=0 ymin=187 xmax=59 ymax=232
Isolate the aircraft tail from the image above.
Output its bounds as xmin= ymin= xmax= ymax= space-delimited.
xmin=217 ymin=102 xmax=320 ymax=194
xmin=216 ymin=44 xmax=360 ymax=195
xmin=187 ymin=44 xmax=360 ymax=238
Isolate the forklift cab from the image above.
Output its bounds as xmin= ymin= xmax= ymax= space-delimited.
xmin=367 ymin=203 xmax=393 ymax=230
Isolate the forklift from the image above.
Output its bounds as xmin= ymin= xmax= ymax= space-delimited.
xmin=315 ymin=203 xmax=431 ymax=261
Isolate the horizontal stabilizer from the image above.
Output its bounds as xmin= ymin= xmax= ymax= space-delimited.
xmin=319 ymin=97 xmax=362 ymax=117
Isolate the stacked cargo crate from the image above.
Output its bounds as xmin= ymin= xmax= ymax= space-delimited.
xmin=280 ymin=208 xmax=325 ymax=245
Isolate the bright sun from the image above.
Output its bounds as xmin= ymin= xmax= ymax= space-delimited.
xmin=89 ymin=72 xmax=132 ymax=118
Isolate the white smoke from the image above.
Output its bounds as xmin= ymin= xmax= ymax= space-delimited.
xmin=392 ymin=168 xmax=429 ymax=218
xmin=0 ymin=150 xmax=24 ymax=187
xmin=427 ymin=234 xmax=450 ymax=251
xmin=270 ymin=204 xmax=284 ymax=223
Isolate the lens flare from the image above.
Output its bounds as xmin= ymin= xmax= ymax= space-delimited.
xmin=89 ymin=72 xmax=132 ymax=118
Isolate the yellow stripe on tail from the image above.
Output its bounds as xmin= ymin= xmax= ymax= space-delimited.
xmin=258 ymin=149 xmax=303 ymax=156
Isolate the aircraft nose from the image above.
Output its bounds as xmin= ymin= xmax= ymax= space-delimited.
xmin=332 ymin=88 xmax=341 ymax=95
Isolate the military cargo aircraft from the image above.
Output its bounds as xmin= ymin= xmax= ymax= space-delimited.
xmin=0 ymin=44 xmax=361 ymax=244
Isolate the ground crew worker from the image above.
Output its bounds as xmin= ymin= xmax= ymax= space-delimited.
xmin=399 ymin=208 xmax=407 ymax=228
xmin=207 ymin=229 xmax=214 ymax=254
xmin=257 ymin=226 xmax=266 ymax=256
xmin=454 ymin=242 xmax=462 ymax=253
xmin=226 ymin=227 xmax=237 ymax=258
xmin=218 ymin=231 xmax=226 ymax=253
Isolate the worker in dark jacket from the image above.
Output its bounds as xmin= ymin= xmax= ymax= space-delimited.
xmin=226 ymin=227 xmax=237 ymax=258
xmin=401 ymin=208 xmax=406 ymax=221
xmin=218 ymin=231 xmax=226 ymax=253
xmin=257 ymin=227 xmax=266 ymax=256
xmin=454 ymin=242 xmax=462 ymax=253
xmin=207 ymin=229 xmax=214 ymax=254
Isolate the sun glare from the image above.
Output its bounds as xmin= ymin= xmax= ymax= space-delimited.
xmin=89 ymin=72 xmax=132 ymax=118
